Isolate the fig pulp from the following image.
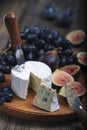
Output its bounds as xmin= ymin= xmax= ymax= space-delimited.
xmin=66 ymin=30 xmax=85 ymax=46
xmin=52 ymin=69 xmax=74 ymax=91
xmin=77 ymin=52 xmax=87 ymax=71
xmin=39 ymin=50 xmax=60 ymax=71
xmin=60 ymin=64 xmax=80 ymax=80
xmin=59 ymin=81 xmax=86 ymax=97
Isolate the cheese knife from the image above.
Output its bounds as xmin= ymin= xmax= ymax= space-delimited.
xmin=4 ymin=12 xmax=25 ymax=65
xmin=65 ymin=84 xmax=87 ymax=129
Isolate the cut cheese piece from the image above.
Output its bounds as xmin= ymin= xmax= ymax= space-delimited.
xmin=11 ymin=61 xmax=52 ymax=99
xmin=33 ymin=83 xmax=60 ymax=112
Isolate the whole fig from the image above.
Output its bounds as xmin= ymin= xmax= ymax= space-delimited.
xmin=39 ymin=50 xmax=60 ymax=71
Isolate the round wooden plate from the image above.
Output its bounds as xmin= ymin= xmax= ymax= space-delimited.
xmin=0 ymin=74 xmax=86 ymax=122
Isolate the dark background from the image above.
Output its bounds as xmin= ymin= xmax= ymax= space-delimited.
xmin=0 ymin=0 xmax=86 ymax=49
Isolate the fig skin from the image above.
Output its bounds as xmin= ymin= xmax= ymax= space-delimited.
xmin=60 ymin=64 xmax=81 ymax=80
xmin=39 ymin=50 xmax=60 ymax=71
xmin=52 ymin=69 xmax=74 ymax=92
xmin=76 ymin=52 xmax=87 ymax=72
xmin=66 ymin=30 xmax=85 ymax=46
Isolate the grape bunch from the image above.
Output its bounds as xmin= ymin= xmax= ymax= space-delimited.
xmin=0 ymin=52 xmax=16 ymax=82
xmin=0 ymin=86 xmax=13 ymax=105
xmin=20 ymin=26 xmax=76 ymax=65
xmin=0 ymin=25 xmax=76 ymax=82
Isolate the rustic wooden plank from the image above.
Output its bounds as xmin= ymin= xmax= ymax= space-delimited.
xmin=0 ymin=73 xmax=86 ymax=123
xmin=0 ymin=111 xmax=85 ymax=130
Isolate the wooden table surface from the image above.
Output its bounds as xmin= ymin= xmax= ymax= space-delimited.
xmin=0 ymin=0 xmax=86 ymax=130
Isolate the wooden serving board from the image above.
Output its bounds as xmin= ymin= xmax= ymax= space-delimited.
xmin=0 ymin=73 xmax=86 ymax=122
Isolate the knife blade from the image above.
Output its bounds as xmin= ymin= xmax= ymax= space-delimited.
xmin=65 ymin=84 xmax=83 ymax=111
xmin=4 ymin=12 xmax=25 ymax=65
xmin=65 ymin=84 xmax=87 ymax=129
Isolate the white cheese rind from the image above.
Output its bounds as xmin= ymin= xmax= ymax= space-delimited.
xmin=33 ymin=83 xmax=60 ymax=112
xmin=11 ymin=61 xmax=52 ymax=99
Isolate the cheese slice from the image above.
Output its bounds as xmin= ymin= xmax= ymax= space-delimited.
xmin=33 ymin=83 xmax=60 ymax=112
xmin=11 ymin=61 xmax=52 ymax=99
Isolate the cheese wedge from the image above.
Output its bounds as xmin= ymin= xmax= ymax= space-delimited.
xmin=11 ymin=61 xmax=52 ymax=99
xmin=33 ymin=83 xmax=60 ymax=112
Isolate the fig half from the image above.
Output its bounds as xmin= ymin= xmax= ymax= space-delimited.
xmin=66 ymin=30 xmax=85 ymax=46
xmin=52 ymin=69 xmax=74 ymax=91
xmin=77 ymin=52 xmax=87 ymax=71
xmin=59 ymin=81 xmax=86 ymax=97
xmin=60 ymin=64 xmax=80 ymax=80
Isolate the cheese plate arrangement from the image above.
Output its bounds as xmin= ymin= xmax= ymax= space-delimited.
xmin=0 ymin=12 xmax=87 ymax=122
xmin=0 ymin=72 xmax=86 ymax=122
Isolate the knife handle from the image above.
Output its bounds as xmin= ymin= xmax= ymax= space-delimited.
xmin=4 ymin=12 xmax=22 ymax=48
xmin=76 ymin=109 xmax=87 ymax=129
